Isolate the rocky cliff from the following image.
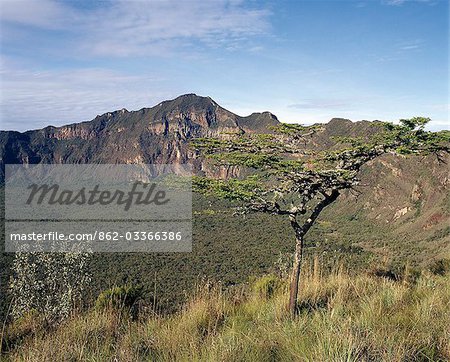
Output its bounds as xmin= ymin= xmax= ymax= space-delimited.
xmin=0 ymin=94 xmax=279 ymax=179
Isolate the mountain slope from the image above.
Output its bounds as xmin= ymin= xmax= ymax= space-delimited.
xmin=0 ymin=94 xmax=279 ymax=178
xmin=0 ymin=94 xmax=449 ymax=321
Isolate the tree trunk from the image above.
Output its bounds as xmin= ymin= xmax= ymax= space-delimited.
xmin=288 ymin=234 xmax=303 ymax=316
xmin=286 ymin=191 xmax=339 ymax=316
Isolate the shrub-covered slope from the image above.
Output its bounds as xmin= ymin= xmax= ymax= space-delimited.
xmin=2 ymin=265 xmax=449 ymax=361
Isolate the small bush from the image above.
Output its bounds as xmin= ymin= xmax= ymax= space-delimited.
xmin=9 ymin=252 xmax=91 ymax=325
xmin=95 ymin=285 xmax=143 ymax=315
xmin=1 ymin=310 xmax=43 ymax=353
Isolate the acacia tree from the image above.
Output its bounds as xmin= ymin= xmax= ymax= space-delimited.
xmin=192 ymin=117 xmax=449 ymax=316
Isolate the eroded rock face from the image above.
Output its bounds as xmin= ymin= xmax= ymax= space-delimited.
xmin=48 ymin=125 xmax=97 ymax=141
xmin=411 ymin=184 xmax=423 ymax=202
xmin=0 ymin=94 xmax=280 ymax=179
xmin=394 ymin=206 xmax=410 ymax=220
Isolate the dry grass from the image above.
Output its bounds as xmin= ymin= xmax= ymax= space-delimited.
xmin=2 ymin=262 xmax=449 ymax=361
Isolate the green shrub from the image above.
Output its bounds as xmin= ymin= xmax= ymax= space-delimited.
xmin=95 ymin=285 xmax=143 ymax=313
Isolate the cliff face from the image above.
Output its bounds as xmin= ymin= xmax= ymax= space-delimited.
xmin=0 ymin=96 xmax=389 ymax=175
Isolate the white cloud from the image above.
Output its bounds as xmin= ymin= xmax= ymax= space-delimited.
xmin=1 ymin=0 xmax=271 ymax=57
xmin=398 ymin=39 xmax=424 ymax=51
xmin=0 ymin=1 xmax=272 ymax=130
xmin=400 ymin=44 xmax=419 ymax=50
xmin=0 ymin=0 xmax=75 ymax=29
xmin=88 ymin=1 xmax=270 ymax=56
xmin=0 ymin=64 xmax=174 ymax=131
xmin=386 ymin=0 xmax=407 ymax=5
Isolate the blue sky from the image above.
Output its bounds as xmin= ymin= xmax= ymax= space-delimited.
xmin=0 ymin=0 xmax=448 ymax=131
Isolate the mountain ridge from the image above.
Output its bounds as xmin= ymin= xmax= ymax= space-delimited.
xmin=0 ymin=94 xmax=280 ymax=133
xmin=0 ymin=94 xmax=278 ymax=173
xmin=0 ymin=94 xmax=448 ymax=260
xmin=0 ymin=94 xmax=378 ymax=178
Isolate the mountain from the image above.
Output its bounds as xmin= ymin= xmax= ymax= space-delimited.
xmin=1 ymin=94 xmax=449 ymax=319
xmin=0 ymin=94 xmax=279 ymax=179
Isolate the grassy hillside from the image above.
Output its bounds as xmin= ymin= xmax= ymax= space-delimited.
xmin=1 ymin=162 xmax=449 ymax=322
xmin=2 ymin=262 xmax=449 ymax=361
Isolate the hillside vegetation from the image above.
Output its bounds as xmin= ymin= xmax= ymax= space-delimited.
xmin=1 ymin=98 xmax=449 ymax=358
xmin=2 ymin=261 xmax=449 ymax=361
xmin=1 ymin=98 xmax=449 ymax=322
xmin=1 ymin=186 xmax=449 ymax=323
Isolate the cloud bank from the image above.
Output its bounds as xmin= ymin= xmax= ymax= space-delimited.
xmin=1 ymin=0 xmax=271 ymax=57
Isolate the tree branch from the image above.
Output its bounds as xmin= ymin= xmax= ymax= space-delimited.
xmin=298 ymin=189 xmax=340 ymax=237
